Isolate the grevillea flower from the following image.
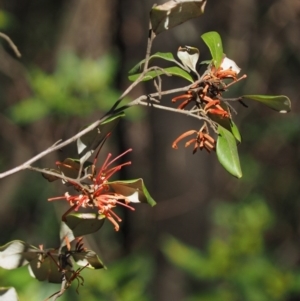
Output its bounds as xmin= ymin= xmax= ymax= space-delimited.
xmin=49 ymin=149 xmax=135 ymax=231
xmin=172 ymin=127 xmax=216 ymax=154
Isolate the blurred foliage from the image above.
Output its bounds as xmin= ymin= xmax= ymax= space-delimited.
xmin=0 ymin=10 xmax=14 ymax=30
xmin=161 ymin=197 xmax=300 ymax=301
xmin=8 ymin=52 xmax=142 ymax=124
xmin=0 ymin=252 xmax=154 ymax=301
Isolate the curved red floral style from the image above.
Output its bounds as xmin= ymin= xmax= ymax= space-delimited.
xmin=48 ymin=149 xmax=135 ymax=231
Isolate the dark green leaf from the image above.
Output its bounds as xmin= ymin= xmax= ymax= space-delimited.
xmin=60 ymin=222 xmax=75 ymax=247
xmin=242 ymin=95 xmax=291 ymax=113
xmin=57 ymin=158 xmax=80 ymax=179
xmin=41 ymin=168 xmax=62 ymax=182
xmin=77 ymin=112 xmax=125 ymax=163
xmin=64 ymin=213 xmax=105 ymax=237
xmin=128 ymin=52 xmax=177 ymax=75
xmin=128 ymin=66 xmax=193 ymax=83
xmin=28 ymin=254 xmax=73 ymax=283
xmin=217 ymin=126 xmax=242 ymax=178
xmin=42 ymin=161 xmax=93 ymax=184
xmin=108 ymin=178 xmax=156 ymax=206
xmin=72 ymin=250 xmax=105 ymax=269
xmin=0 ymin=241 xmax=39 ymax=270
xmin=0 ymin=287 xmax=19 ymax=301
xmin=201 ymin=31 xmax=223 ymax=69
xmin=150 ymin=0 xmax=207 ymax=35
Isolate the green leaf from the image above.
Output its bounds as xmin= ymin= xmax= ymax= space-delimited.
xmin=201 ymin=31 xmax=223 ymax=69
xmin=128 ymin=66 xmax=193 ymax=83
xmin=0 ymin=287 xmax=19 ymax=301
xmin=0 ymin=241 xmax=38 ymax=270
xmin=72 ymin=250 xmax=105 ymax=269
xmin=128 ymin=52 xmax=177 ymax=75
xmin=150 ymin=0 xmax=207 ymax=35
xmin=77 ymin=112 xmax=125 ymax=163
xmin=242 ymin=95 xmax=291 ymax=113
xmin=64 ymin=213 xmax=105 ymax=237
xmin=217 ymin=125 xmax=242 ymax=178
xmin=108 ymin=178 xmax=156 ymax=207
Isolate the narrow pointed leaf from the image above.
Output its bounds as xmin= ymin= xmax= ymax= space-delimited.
xmin=217 ymin=126 xmax=242 ymax=178
xmin=0 ymin=287 xmax=19 ymax=301
xmin=128 ymin=52 xmax=177 ymax=75
xmin=108 ymin=179 xmax=156 ymax=206
xmin=128 ymin=66 xmax=193 ymax=83
xmin=72 ymin=250 xmax=105 ymax=269
xmin=201 ymin=31 xmax=223 ymax=69
xmin=150 ymin=0 xmax=207 ymax=35
xmin=77 ymin=112 xmax=125 ymax=163
xmin=0 ymin=241 xmax=38 ymax=270
xmin=64 ymin=213 xmax=105 ymax=237
xmin=199 ymin=59 xmax=212 ymax=65
xmin=230 ymin=121 xmax=241 ymax=143
xmin=242 ymin=95 xmax=291 ymax=113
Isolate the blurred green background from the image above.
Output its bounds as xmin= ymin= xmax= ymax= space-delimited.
xmin=0 ymin=0 xmax=300 ymax=300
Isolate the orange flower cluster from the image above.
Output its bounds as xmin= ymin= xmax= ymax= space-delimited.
xmin=172 ymin=128 xmax=216 ymax=154
xmin=171 ymin=61 xmax=246 ymax=153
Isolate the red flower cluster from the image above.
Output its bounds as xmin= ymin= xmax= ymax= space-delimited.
xmin=49 ymin=149 xmax=135 ymax=231
xmin=172 ymin=127 xmax=216 ymax=154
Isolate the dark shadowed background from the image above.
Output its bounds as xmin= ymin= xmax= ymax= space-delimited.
xmin=0 ymin=0 xmax=300 ymax=300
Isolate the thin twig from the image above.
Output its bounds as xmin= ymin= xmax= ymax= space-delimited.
xmin=0 ymin=54 xmax=215 ymax=180
xmin=0 ymin=95 xmax=141 ymax=179
xmin=0 ymin=32 xmax=21 ymax=58
xmin=0 ymin=118 xmax=104 ymax=178
xmin=49 ymin=280 xmax=67 ymax=301
xmin=143 ymin=20 xmax=155 ymax=72
xmin=27 ymin=166 xmax=88 ymax=191
xmin=137 ymin=99 xmax=210 ymax=122
xmin=154 ymin=75 xmax=162 ymax=99
xmin=105 ymin=22 xmax=156 ymax=115
xmin=0 ymin=78 xmax=202 ymax=179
